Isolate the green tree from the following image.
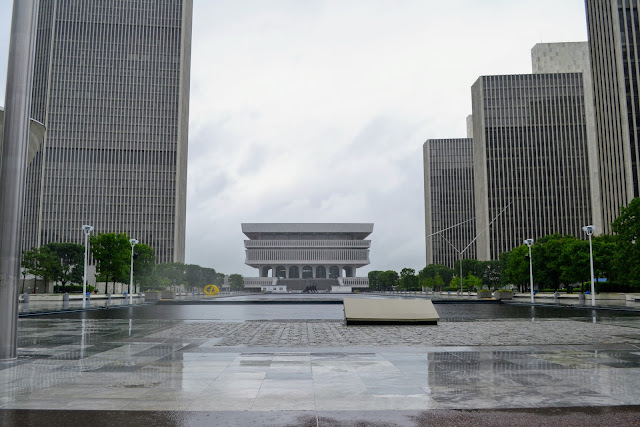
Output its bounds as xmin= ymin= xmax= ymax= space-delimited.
xmin=454 ymin=259 xmax=484 ymax=279
xmin=156 ymin=262 xmax=186 ymax=289
xmin=23 ymin=246 xmax=59 ymax=293
xmin=145 ymin=273 xmax=171 ymax=291
xmin=504 ymin=244 xmax=530 ymax=291
xmin=465 ymin=273 xmax=482 ymax=290
xmin=612 ymin=197 xmax=640 ymax=288
xmin=433 ymin=273 xmax=445 ymax=291
xmin=368 ymin=270 xmax=381 ymax=291
xmin=21 ymin=249 xmax=38 ymax=293
xmin=559 ymin=238 xmax=590 ymax=285
xmin=399 ymin=268 xmax=419 ymax=290
xmin=229 ymin=274 xmax=244 ymax=291
xmin=184 ymin=264 xmax=203 ymax=292
xmin=449 ymin=276 xmax=460 ymax=290
xmin=90 ymin=233 xmax=131 ymax=294
xmin=593 ymin=234 xmax=617 ymax=286
xmin=133 ymin=243 xmax=156 ymax=293
xmin=201 ymin=267 xmax=218 ymax=288
xmin=533 ymin=234 xmax=578 ymax=290
xmin=214 ymin=272 xmax=226 ymax=286
xmin=377 ymin=270 xmax=399 ymax=291
xmin=418 ymin=264 xmax=454 ymax=287
xmin=45 ymin=242 xmax=84 ymax=292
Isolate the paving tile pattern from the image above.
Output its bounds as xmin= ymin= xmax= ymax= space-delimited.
xmin=148 ymin=319 xmax=640 ymax=347
xmin=1 ymin=318 xmax=640 ymax=412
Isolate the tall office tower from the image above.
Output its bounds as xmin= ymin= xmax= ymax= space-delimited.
xmin=471 ymin=72 xmax=594 ymax=260
xmin=585 ymin=0 xmax=640 ymax=232
xmin=24 ymin=0 xmax=192 ymax=263
xmin=423 ymin=139 xmax=476 ymax=268
xmin=531 ymin=42 xmax=603 ymax=234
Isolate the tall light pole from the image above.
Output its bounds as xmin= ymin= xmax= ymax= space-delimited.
xmin=582 ymin=225 xmax=596 ymax=307
xmin=524 ymin=239 xmax=534 ymax=304
xmin=439 ymin=235 xmax=464 ymax=293
xmin=129 ymin=239 xmax=138 ymax=305
xmin=82 ymin=225 xmax=94 ymax=308
xmin=426 ymin=203 xmax=513 ymax=296
xmin=458 ymin=253 xmax=463 ymax=294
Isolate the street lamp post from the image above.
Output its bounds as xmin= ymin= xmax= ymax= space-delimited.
xmin=458 ymin=254 xmax=463 ymax=294
xmin=82 ymin=225 xmax=94 ymax=308
xmin=129 ymin=239 xmax=138 ymax=304
xmin=129 ymin=239 xmax=138 ymax=305
xmin=438 ymin=234 xmax=464 ymax=293
xmin=582 ymin=225 xmax=596 ymax=307
xmin=524 ymin=239 xmax=534 ymax=304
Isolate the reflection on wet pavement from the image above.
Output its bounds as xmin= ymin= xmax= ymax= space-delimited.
xmin=2 ymin=307 xmax=640 ymax=412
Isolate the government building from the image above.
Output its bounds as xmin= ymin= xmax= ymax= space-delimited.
xmin=242 ymin=223 xmax=373 ymax=292
xmin=424 ymin=42 xmax=599 ymax=264
xmin=23 ymin=0 xmax=192 ymax=263
xmin=423 ymin=138 xmax=476 ymax=268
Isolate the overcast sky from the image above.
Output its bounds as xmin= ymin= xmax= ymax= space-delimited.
xmin=0 ymin=0 xmax=588 ymax=276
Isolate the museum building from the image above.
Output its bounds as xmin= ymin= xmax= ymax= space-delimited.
xmin=242 ymin=223 xmax=373 ymax=292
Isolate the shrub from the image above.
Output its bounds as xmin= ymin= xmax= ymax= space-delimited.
xmin=54 ymin=285 xmax=95 ymax=293
xmin=579 ymin=282 xmax=631 ymax=292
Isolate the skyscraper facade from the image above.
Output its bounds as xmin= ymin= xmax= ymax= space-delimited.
xmin=471 ymin=73 xmax=594 ymax=260
xmin=423 ymin=138 xmax=476 ymax=268
xmin=24 ymin=0 xmax=192 ymax=263
xmin=531 ymin=42 xmax=603 ymax=234
xmin=585 ymin=0 xmax=639 ymax=232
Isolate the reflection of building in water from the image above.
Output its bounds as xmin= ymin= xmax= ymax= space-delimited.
xmin=242 ymin=223 xmax=373 ymax=292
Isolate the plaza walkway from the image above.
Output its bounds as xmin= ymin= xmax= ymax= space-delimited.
xmin=1 ymin=300 xmax=640 ymax=425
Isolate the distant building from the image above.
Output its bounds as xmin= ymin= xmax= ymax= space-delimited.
xmin=242 ymin=223 xmax=373 ymax=292
xmin=471 ymin=71 xmax=594 ymax=260
xmin=585 ymin=0 xmax=640 ymax=232
xmin=531 ymin=42 xmax=603 ymax=233
xmin=23 ymin=0 xmax=193 ymax=263
xmin=423 ymin=138 xmax=476 ymax=268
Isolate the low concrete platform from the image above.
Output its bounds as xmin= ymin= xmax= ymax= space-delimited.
xmin=343 ymin=298 xmax=439 ymax=324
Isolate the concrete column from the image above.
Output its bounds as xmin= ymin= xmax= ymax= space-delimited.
xmin=0 ymin=0 xmax=40 ymax=361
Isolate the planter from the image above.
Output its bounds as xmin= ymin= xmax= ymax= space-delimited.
xmin=145 ymin=292 xmax=161 ymax=301
xmin=160 ymin=291 xmax=175 ymax=300
xmin=477 ymin=290 xmax=493 ymax=299
xmin=493 ymin=291 xmax=513 ymax=300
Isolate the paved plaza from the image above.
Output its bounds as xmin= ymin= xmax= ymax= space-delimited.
xmin=1 ymin=301 xmax=640 ymax=425
xmin=1 ymin=316 xmax=640 ymax=411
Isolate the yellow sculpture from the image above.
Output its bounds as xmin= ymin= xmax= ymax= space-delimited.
xmin=203 ymin=284 xmax=220 ymax=296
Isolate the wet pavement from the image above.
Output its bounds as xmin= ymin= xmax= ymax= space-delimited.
xmin=2 ymin=297 xmax=640 ymax=425
xmin=19 ymin=297 xmax=146 ymax=315
xmin=2 ymin=406 xmax=640 ymax=427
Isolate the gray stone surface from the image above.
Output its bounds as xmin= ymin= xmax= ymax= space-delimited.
xmin=2 ymin=316 xmax=640 ymax=414
xmin=148 ymin=319 xmax=640 ymax=347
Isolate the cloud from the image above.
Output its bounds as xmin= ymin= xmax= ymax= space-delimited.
xmin=184 ymin=0 xmax=588 ymax=276
xmin=0 ymin=0 xmax=589 ymax=276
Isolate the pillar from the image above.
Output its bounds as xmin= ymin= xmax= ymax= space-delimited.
xmin=0 ymin=0 xmax=40 ymax=361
